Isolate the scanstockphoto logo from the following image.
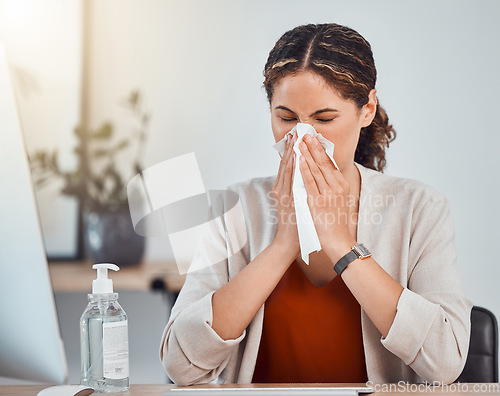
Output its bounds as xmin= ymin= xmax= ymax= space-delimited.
xmin=126 ymin=153 xmax=247 ymax=275
xmin=366 ymin=381 xmax=500 ymax=393
xmin=266 ymin=191 xmax=395 ymax=227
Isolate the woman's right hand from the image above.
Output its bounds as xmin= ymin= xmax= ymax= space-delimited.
xmin=271 ymin=133 xmax=300 ymax=256
xmin=210 ymin=134 xmax=301 ymax=341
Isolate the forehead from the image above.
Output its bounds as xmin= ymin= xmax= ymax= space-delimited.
xmin=271 ymin=71 xmax=348 ymax=110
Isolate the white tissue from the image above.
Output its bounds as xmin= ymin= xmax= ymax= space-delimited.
xmin=272 ymin=123 xmax=339 ymax=264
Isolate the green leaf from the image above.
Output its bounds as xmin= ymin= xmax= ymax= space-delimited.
xmin=92 ymin=123 xmax=113 ymax=140
xmin=92 ymin=177 xmax=105 ymax=191
xmin=31 ymin=150 xmax=42 ymax=162
xmin=114 ymin=139 xmax=129 ymax=152
xmin=35 ymin=177 xmax=48 ymax=187
xmin=61 ymin=185 xmax=78 ymax=197
xmin=93 ymin=149 xmax=109 ymax=158
xmin=127 ymin=90 xmax=140 ymax=106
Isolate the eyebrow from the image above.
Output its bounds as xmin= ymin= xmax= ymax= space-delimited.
xmin=274 ymin=105 xmax=339 ymax=116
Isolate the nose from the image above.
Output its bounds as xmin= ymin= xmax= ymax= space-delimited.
xmin=298 ymin=119 xmax=314 ymax=126
xmin=298 ymin=120 xmax=320 ymax=133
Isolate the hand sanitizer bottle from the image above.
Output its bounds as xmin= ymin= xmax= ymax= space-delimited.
xmin=80 ymin=263 xmax=129 ymax=393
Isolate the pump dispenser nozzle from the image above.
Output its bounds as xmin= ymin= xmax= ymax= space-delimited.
xmin=92 ymin=263 xmax=120 ymax=294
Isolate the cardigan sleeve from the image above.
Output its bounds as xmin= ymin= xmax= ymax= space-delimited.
xmin=380 ymin=194 xmax=473 ymax=384
xmin=159 ymin=191 xmax=248 ymax=385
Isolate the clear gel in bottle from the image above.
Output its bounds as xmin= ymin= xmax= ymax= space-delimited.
xmin=80 ymin=263 xmax=129 ymax=393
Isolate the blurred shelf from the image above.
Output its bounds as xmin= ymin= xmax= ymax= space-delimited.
xmin=48 ymin=260 xmax=185 ymax=293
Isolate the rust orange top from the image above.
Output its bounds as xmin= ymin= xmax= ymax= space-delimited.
xmin=252 ymin=259 xmax=368 ymax=383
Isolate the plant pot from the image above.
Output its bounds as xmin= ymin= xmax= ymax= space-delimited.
xmin=83 ymin=207 xmax=145 ymax=267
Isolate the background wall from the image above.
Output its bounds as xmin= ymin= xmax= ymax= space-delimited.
xmin=85 ymin=0 xmax=500 ymax=322
xmin=0 ymin=0 xmax=82 ymax=258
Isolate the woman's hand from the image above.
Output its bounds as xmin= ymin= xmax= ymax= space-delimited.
xmin=210 ymin=134 xmax=304 ymax=341
xmin=298 ymin=134 xmax=356 ymax=261
xmin=271 ymin=134 xmax=300 ymax=256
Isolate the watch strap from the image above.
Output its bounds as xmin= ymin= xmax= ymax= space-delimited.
xmin=333 ymin=250 xmax=358 ymax=276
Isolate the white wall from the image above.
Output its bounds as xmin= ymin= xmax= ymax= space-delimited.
xmin=85 ymin=0 xmax=500 ymax=328
xmin=0 ymin=0 xmax=82 ymax=257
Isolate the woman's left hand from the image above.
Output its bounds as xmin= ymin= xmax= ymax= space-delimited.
xmin=298 ymin=134 xmax=356 ymax=261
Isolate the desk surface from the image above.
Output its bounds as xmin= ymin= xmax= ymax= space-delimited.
xmin=48 ymin=260 xmax=185 ymax=293
xmin=2 ymin=383 xmax=500 ymax=396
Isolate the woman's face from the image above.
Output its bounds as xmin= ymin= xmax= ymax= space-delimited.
xmin=270 ymin=70 xmax=377 ymax=171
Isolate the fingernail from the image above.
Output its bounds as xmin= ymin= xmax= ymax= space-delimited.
xmin=304 ymin=134 xmax=311 ymax=142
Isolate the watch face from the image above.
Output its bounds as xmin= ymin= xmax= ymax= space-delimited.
xmin=353 ymin=243 xmax=371 ymax=258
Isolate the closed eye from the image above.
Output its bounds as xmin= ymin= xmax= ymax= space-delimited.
xmin=279 ymin=117 xmax=297 ymax=122
xmin=278 ymin=116 xmax=335 ymax=123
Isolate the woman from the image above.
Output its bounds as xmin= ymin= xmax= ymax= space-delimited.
xmin=160 ymin=23 xmax=472 ymax=385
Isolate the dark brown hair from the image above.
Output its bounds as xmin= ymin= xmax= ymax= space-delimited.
xmin=263 ymin=23 xmax=396 ymax=172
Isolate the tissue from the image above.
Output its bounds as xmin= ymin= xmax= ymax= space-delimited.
xmin=272 ymin=123 xmax=338 ymax=264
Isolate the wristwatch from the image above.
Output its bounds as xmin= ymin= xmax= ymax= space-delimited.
xmin=333 ymin=243 xmax=372 ymax=275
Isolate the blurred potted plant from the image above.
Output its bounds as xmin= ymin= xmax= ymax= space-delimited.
xmin=30 ymin=90 xmax=149 ymax=266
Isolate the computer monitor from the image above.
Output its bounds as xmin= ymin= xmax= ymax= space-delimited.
xmin=0 ymin=41 xmax=68 ymax=384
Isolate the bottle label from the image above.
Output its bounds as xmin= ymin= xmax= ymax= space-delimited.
xmin=102 ymin=320 xmax=129 ymax=379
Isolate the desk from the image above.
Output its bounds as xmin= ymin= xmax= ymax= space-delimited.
xmin=48 ymin=260 xmax=185 ymax=294
xmin=2 ymin=383 xmax=500 ymax=396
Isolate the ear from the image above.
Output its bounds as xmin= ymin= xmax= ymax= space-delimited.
xmin=360 ymin=89 xmax=377 ymax=128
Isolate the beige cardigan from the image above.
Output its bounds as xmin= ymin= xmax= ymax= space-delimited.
xmin=160 ymin=162 xmax=472 ymax=385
